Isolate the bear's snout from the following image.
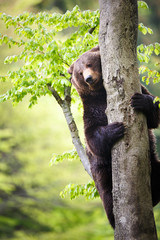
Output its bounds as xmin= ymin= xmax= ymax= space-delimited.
xmin=85 ymin=75 xmax=93 ymax=84
xmin=83 ymin=69 xmax=94 ymax=84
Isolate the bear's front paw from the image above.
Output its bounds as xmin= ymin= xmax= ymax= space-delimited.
xmin=108 ymin=122 xmax=125 ymax=146
xmin=131 ymin=93 xmax=154 ymax=114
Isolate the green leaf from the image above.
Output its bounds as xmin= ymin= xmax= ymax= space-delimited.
xmin=142 ymin=76 xmax=146 ymax=82
xmin=154 ymin=42 xmax=160 ymax=55
xmin=138 ymin=1 xmax=149 ymax=9
xmin=155 ymin=62 xmax=160 ymax=67
xmin=154 ymin=97 xmax=160 ymax=105
xmin=147 ymin=28 xmax=153 ymax=34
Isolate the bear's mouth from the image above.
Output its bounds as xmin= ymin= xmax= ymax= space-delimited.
xmin=88 ymin=78 xmax=103 ymax=90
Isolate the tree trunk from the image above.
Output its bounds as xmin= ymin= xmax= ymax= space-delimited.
xmin=99 ymin=0 xmax=157 ymax=239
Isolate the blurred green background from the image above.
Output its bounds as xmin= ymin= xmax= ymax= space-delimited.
xmin=0 ymin=0 xmax=160 ymax=239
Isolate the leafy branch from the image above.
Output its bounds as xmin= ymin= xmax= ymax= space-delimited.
xmin=60 ymin=181 xmax=99 ymax=200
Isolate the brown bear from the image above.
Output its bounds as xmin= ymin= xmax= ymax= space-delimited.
xmin=68 ymin=46 xmax=160 ymax=228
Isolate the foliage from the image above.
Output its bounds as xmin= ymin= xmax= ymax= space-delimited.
xmin=60 ymin=181 xmax=99 ymax=200
xmin=50 ymin=149 xmax=79 ymax=165
xmin=138 ymin=43 xmax=160 ymax=84
xmin=0 ymin=6 xmax=99 ymax=107
xmin=0 ymin=102 xmax=53 ymax=238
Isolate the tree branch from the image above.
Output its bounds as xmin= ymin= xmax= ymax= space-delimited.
xmin=88 ymin=26 xmax=96 ymax=34
xmin=48 ymin=84 xmax=92 ymax=177
xmin=62 ymin=85 xmax=92 ymax=177
xmin=47 ymin=84 xmax=63 ymax=107
xmin=58 ymin=53 xmax=70 ymax=67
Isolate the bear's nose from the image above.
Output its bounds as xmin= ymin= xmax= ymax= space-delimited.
xmin=85 ymin=75 xmax=93 ymax=84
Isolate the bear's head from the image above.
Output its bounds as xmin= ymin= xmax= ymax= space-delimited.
xmin=68 ymin=46 xmax=102 ymax=95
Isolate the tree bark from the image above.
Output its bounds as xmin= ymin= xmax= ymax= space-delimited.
xmin=99 ymin=0 xmax=157 ymax=239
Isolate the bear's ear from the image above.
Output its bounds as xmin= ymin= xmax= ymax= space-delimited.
xmin=90 ymin=46 xmax=99 ymax=52
xmin=68 ymin=63 xmax=74 ymax=75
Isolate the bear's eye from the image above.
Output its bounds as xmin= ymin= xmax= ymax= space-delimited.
xmin=86 ymin=64 xmax=92 ymax=68
xmin=79 ymin=72 xmax=83 ymax=76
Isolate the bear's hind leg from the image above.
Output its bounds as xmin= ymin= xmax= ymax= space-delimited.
xmin=91 ymin=162 xmax=115 ymax=228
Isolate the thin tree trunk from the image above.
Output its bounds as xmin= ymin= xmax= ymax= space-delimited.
xmin=48 ymin=84 xmax=92 ymax=177
xmin=61 ymin=86 xmax=92 ymax=177
xmin=99 ymin=0 xmax=157 ymax=239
